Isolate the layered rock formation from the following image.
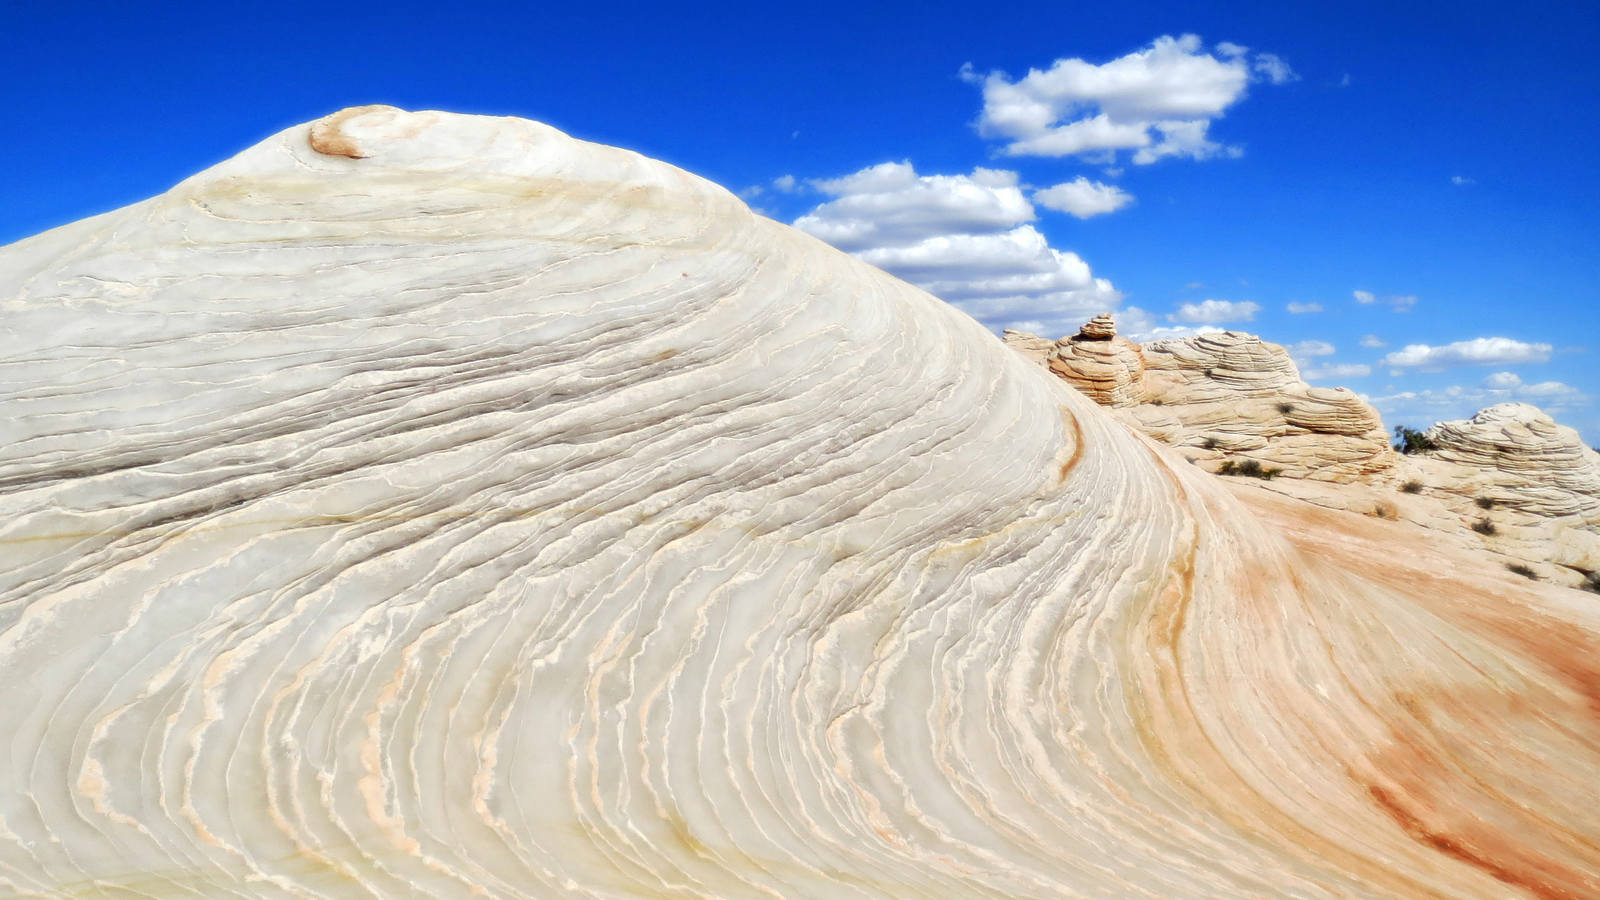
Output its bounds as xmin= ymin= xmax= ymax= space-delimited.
xmin=1011 ymin=317 xmax=1600 ymax=590
xmin=1393 ymin=404 xmax=1600 ymax=580
xmin=1008 ymin=321 xmax=1394 ymax=482
xmin=4 ymin=107 xmax=1600 ymax=898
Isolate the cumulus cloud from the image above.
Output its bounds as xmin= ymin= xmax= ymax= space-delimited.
xmin=1168 ymin=299 xmax=1260 ymax=324
xmin=1382 ymin=337 xmax=1554 ymax=370
xmin=963 ymin=34 xmax=1292 ymax=164
xmin=1480 ymin=371 xmax=1583 ymax=399
xmin=772 ymin=174 xmax=798 ymax=192
xmin=1286 ymin=301 xmax=1322 ymax=314
xmin=1353 ymin=289 xmax=1377 ymax=304
xmin=797 ymin=162 xmax=1035 ymax=250
xmin=1359 ymin=333 xmax=1386 ymax=348
xmin=1032 ymin=177 xmax=1135 ymax=218
xmin=793 ymin=161 xmax=1120 ymax=336
xmin=1451 ymin=175 xmax=1476 ymax=186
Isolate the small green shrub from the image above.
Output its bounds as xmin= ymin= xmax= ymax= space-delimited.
xmin=1506 ymin=563 xmax=1537 ymax=580
xmin=1202 ymin=437 xmax=1220 ymax=450
xmin=1475 ymin=496 xmax=1496 ymax=510
xmin=1400 ymin=480 xmax=1424 ymax=494
xmin=1392 ymin=425 xmax=1438 ymax=455
xmin=1275 ymin=402 xmax=1294 ymax=415
xmin=1471 ymin=518 xmax=1497 ymax=536
xmin=1584 ymin=572 xmax=1600 ymax=594
xmin=1217 ymin=458 xmax=1282 ymax=480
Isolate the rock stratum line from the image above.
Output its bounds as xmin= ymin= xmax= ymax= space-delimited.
xmin=2 ymin=107 xmax=1598 ymax=898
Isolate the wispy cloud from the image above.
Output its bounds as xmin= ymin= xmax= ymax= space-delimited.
xmin=1354 ymin=289 xmax=1417 ymax=311
xmin=1168 ymin=299 xmax=1260 ymax=324
xmin=1359 ymin=333 xmax=1386 ymax=348
xmin=1285 ymin=339 xmax=1335 ymax=363
xmin=1304 ymin=363 xmax=1372 ymax=381
xmin=1286 ymin=301 xmax=1322 ymax=314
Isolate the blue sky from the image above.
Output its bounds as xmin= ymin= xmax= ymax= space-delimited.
xmin=5 ymin=0 xmax=1598 ymax=442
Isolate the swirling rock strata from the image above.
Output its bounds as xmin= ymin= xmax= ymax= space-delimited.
xmin=2 ymin=107 xmax=1599 ymax=898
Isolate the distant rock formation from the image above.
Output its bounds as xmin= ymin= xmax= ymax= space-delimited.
xmin=1397 ymin=403 xmax=1600 ymax=579
xmin=1006 ymin=314 xmax=1147 ymax=407
xmin=1009 ymin=316 xmax=1600 ymax=590
xmin=1007 ymin=321 xmax=1394 ymax=482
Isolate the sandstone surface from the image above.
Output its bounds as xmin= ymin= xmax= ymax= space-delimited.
xmin=1009 ymin=323 xmax=1395 ymax=482
xmin=3 ymin=107 xmax=1599 ymax=898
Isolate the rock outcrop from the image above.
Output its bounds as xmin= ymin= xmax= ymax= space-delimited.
xmin=1007 ymin=315 xmax=1147 ymax=407
xmin=3 ymin=108 xmax=1600 ymax=898
xmin=1392 ymin=403 xmax=1600 ymax=579
xmin=1009 ymin=322 xmax=1394 ymax=482
xmin=1010 ymin=318 xmax=1600 ymax=589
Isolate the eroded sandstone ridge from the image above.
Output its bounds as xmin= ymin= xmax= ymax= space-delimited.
xmin=1011 ymin=317 xmax=1600 ymax=590
xmin=1006 ymin=320 xmax=1394 ymax=481
xmin=4 ymin=107 xmax=1600 ymax=898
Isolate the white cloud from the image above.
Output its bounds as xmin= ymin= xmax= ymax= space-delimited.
xmin=1032 ymin=177 xmax=1135 ymax=218
xmin=1354 ymin=289 xmax=1417 ymax=311
xmin=1480 ymin=371 xmax=1583 ymax=400
xmin=1116 ymin=306 xmax=1224 ymax=342
xmin=1253 ymin=53 xmax=1298 ymax=85
xmin=1359 ymin=333 xmax=1386 ymax=348
xmin=796 ymin=162 xmax=1034 ymax=250
xmin=793 ymin=161 xmax=1120 ymax=337
xmin=1303 ymin=363 xmax=1372 ymax=381
xmin=773 ymin=174 xmax=798 ymax=192
xmin=1338 ymin=73 xmax=1352 ymax=87
xmin=740 ymin=185 xmax=765 ymax=199
xmin=1286 ymin=339 xmax=1336 ymax=360
xmin=1382 ymin=337 xmax=1554 ymax=369
xmin=1168 ymin=299 xmax=1260 ymax=324
xmin=1370 ymin=378 xmax=1588 ymax=426
xmin=964 ymin=34 xmax=1292 ymax=164
xmin=1451 ymin=175 xmax=1476 ymax=186
xmin=1286 ymin=301 xmax=1322 ymax=314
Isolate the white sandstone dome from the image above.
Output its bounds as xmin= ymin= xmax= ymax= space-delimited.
xmin=2 ymin=108 xmax=1599 ymax=898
